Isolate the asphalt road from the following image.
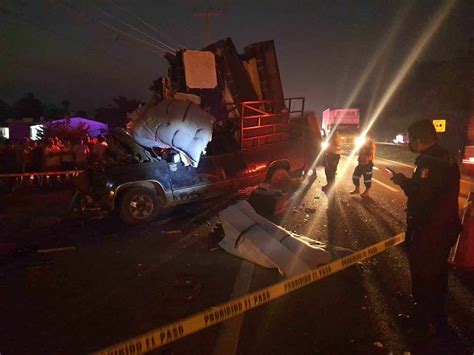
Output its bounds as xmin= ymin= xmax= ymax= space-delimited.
xmin=236 ymin=156 xmax=474 ymax=355
xmin=1 ymin=155 xmax=473 ymax=354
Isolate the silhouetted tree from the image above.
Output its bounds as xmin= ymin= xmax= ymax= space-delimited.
xmin=0 ymin=99 xmax=14 ymax=125
xmin=95 ymin=96 xmax=142 ymax=128
xmin=61 ymin=99 xmax=71 ymax=118
xmin=13 ymin=93 xmax=43 ymax=119
xmin=40 ymin=119 xmax=89 ymax=143
xmin=76 ymin=110 xmax=88 ymax=117
xmin=42 ymin=103 xmax=62 ymax=120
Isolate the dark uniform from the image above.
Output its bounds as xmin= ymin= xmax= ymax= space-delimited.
xmin=324 ymin=131 xmax=341 ymax=187
xmin=398 ymin=143 xmax=461 ymax=331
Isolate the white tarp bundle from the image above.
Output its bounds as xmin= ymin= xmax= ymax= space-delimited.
xmin=128 ymin=99 xmax=215 ymax=167
xmin=219 ymin=201 xmax=351 ymax=277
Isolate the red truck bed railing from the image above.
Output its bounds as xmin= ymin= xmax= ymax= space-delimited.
xmin=227 ymin=97 xmax=305 ymax=150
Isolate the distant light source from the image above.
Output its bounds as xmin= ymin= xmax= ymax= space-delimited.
xmin=0 ymin=127 xmax=9 ymax=139
xmin=393 ymin=134 xmax=405 ymax=144
xmin=321 ymin=141 xmax=329 ymax=151
xmin=30 ymin=124 xmax=44 ymax=140
xmin=355 ymin=135 xmax=367 ymax=149
xmin=462 ymin=157 xmax=474 ymax=165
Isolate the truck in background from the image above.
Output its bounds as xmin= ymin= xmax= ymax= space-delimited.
xmin=321 ymin=108 xmax=361 ymax=151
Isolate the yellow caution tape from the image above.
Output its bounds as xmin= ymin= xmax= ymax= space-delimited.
xmin=93 ymin=233 xmax=405 ymax=355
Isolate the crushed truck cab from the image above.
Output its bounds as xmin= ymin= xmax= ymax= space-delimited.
xmin=72 ymin=38 xmax=320 ymax=224
xmin=74 ymin=100 xmax=315 ymax=224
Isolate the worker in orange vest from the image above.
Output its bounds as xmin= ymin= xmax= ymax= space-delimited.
xmin=350 ymin=135 xmax=375 ymax=197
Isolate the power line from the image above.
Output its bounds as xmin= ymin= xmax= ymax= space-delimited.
xmin=65 ymin=1 xmax=171 ymax=54
xmin=0 ymin=2 xmax=169 ymax=79
xmin=95 ymin=5 xmax=176 ymax=52
xmin=0 ymin=13 xmax=134 ymax=72
xmin=110 ymin=0 xmax=188 ymax=49
xmin=93 ymin=17 xmax=171 ymax=54
xmin=59 ymin=0 xmax=173 ymax=55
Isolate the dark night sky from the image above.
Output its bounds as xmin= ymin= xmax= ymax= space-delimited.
xmin=0 ymin=0 xmax=472 ymax=116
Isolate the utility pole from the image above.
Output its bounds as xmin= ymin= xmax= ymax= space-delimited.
xmin=193 ymin=7 xmax=222 ymax=47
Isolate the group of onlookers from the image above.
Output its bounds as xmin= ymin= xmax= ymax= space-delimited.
xmin=0 ymin=134 xmax=108 ymax=173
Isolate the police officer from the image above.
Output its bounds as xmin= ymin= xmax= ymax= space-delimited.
xmin=322 ymin=130 xmax=341 ymax=192
xmin=350 ymin=135 xmax=375 ymax=197
xmin=391 ymin=119 xmax=461 ymax=336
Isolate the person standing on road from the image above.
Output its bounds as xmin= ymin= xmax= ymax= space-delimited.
xmin=350 ymin=135 xmax=375 ymax=197
xmin=391 ymin=119 xmax=461 ymax=337
xmin=322 ymin=130 xmax=341 ymax=192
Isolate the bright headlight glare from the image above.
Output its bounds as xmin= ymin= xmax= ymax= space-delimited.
xmin=355 ymin=136 xmax=367 ymax=148
xmin=321 ymin=141 xmax=329 ymax=150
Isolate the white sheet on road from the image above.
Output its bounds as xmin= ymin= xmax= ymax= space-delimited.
xmin=219 ymin=201 xmax=350 ymax=277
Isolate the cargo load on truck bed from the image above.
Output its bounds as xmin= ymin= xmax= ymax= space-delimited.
xmin=101 ymin=37 xmax=297 ymax=168
xmin=128 ymin=99 xmax=214 ymax=167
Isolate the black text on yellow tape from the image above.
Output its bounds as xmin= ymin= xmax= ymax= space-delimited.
xmin=93 ymin=233 xmax=405 ymax=355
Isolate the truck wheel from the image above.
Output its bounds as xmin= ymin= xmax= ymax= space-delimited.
xmin=269 ymin=168 xmax=291 ymax=192
xmin=119 ymin=187 xmax=160 ymax=224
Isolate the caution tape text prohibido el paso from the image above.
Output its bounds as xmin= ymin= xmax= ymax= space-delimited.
xmin=93 ymin=233 xmax=405 ymax=355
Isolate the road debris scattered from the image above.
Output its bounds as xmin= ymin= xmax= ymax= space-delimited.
xmin=169 ymin=279 xmax=202 ymax=301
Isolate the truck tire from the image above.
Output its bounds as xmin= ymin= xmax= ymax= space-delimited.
xmin=119 ymin=187 xmax=160 ymax=225
xmin=269 ymin=168 xmax=291 ymax=192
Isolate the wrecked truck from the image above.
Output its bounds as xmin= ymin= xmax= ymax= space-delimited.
xmin=73 ymin=39 xmax=321 ymax=224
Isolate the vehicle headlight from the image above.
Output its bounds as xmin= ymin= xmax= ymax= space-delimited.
xmin=355 ymin=136 xmax=367 ymax=148
xmin=321 ymin=141 xmax=329 ymax=150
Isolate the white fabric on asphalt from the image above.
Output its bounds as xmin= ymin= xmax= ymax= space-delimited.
xmin=219 ymin=201 xmax=349 ymax=277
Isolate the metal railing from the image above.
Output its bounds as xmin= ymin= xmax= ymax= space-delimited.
xmin=226 ymin=97 xmax=305 ymax=150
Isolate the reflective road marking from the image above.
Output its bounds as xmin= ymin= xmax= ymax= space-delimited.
xmin=372 ymin=178 xmax=400 ymax=192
